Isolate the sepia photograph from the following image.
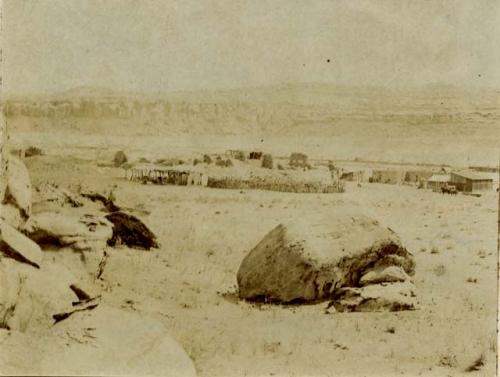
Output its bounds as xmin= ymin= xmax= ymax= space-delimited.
xmin=0 ymin=1 xmax=499 ymax=376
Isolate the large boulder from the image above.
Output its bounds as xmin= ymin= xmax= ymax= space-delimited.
xmin=237 ymin=208 xmax=415 ymax=304
xmin=0 ymin=258 xmax=78 ymax=332
xmin=24 ymin=212 xmax=113 ymax=251
xmin=0 ymin=305 xmax=197 ymax=377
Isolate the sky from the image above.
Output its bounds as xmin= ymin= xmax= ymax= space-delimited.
xmin=2 ymin=0 xmax=500 ymax=96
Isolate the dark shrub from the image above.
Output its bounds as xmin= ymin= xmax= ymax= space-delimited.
xmin=25 ymin=146 xmax=43 ymax=157
xmin=234 ymin=150 xmax=246 ymax=161
xmin=262 ymin=154 xmax=273 ymax=169
xmin=113 ymin=151 xmax=128 ymax=167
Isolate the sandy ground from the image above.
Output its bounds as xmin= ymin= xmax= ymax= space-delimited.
xmin=26 ymin=155 xmax=498 ymax=377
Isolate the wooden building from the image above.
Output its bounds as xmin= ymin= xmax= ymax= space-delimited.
xmin=128 ymin=165 xmax=208 ymax=187
xmin=404 ymin=170 xmax=434 ymax=184
xmin=449 ymin=171 xmax=493 ymax=192
xmin=426 ymin=174 xmax=450 ymax=192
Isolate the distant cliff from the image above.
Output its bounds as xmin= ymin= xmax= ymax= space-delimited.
xmin=3 ymin=84 xmax=500 ymax=138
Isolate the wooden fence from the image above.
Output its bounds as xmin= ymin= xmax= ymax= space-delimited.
xmin=207 ymin=176 xmax=344 ymax=193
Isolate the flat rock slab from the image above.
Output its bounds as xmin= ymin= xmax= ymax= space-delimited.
xmin=0 ymin=219 xmax=42 ymax=268
xmin=332 ymin=281 xmax=418 ymax=312
xmin=0 ymin=305 xmax=197 ymax=377
xmin=0 ymin=258 xmax=78 ymax=331
xmin=25 ymin=212 xmax=113 ymax=251
xmin=33 ymin=183 xmax=83 ymax=208
xmin=237 ymin=207 xmax=415 ymax=303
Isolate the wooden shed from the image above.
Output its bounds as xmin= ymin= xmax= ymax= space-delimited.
xmin=449 ymin=171 xmax=493 ymax=192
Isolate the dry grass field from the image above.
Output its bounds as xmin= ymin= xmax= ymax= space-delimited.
xmin=25 ymin=154 xmax=498 ymax=377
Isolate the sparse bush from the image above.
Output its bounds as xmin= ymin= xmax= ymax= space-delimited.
xmin=466 ymin=277 xmax=478 ymax=283
xmin=385 ymin=326 xmax=396 ymax=334
xmin=156 ymin=158 xmax=173 ymax=166
xmin=113 ymin=150 xmax=128 ymax=167
xmin=277 ymin=163 xmax=284 ymax=170
xmin=439 ymin=353 xmax=457 ymax=368
xmin=193 ymin=158 xmax=201 ymax=166
xmin=203 ymin=154 xmax=212 ymax=164
xmin=216 ymin=158 xmax=233 ymax=167
xmin=433 ymin=264 xmax=446 ymax=276
xmin=261 ymin=154 xmax=273 ymax=169
xmin=138 ymin=157 xmax=150 ymax=163
xmin=234 ymin=150 xmax=246 ymax=162
xmin=25 ymin=146 xmax=43 ymax=157
xmin=430 ymin=246 xmax=439 ymax=254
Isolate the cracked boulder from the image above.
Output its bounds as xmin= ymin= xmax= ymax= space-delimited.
xmin=24 ymin=212 xmax=113 ymax=251
xmin=237 ymin=208 xmax=416 ymax=308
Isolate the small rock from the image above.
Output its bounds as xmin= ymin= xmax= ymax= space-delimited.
xmin=332 ymin=281 xmax=418 ymax=312
xmin=359 ymin=265 xmax=410 ymax=286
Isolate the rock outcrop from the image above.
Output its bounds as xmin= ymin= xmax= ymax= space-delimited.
xmin=1 ymin=155 xmax=32 ymax=229
xmin=33 ymin=182 xmax=83 ymax=209
xmin=0 ymin=219 xmax=42 ymax=268
xmin=2 ymin=156 xmax=32 ymax=219
xmin=237 ymin=208 xmax=417 ymax=310
xmin=25 ymin=212 xmax=113 ymax=251
xmin=0 ymin=258 xmax=79 ymax=331
xmin=0 ymin=304 xmax=197 ymax=377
